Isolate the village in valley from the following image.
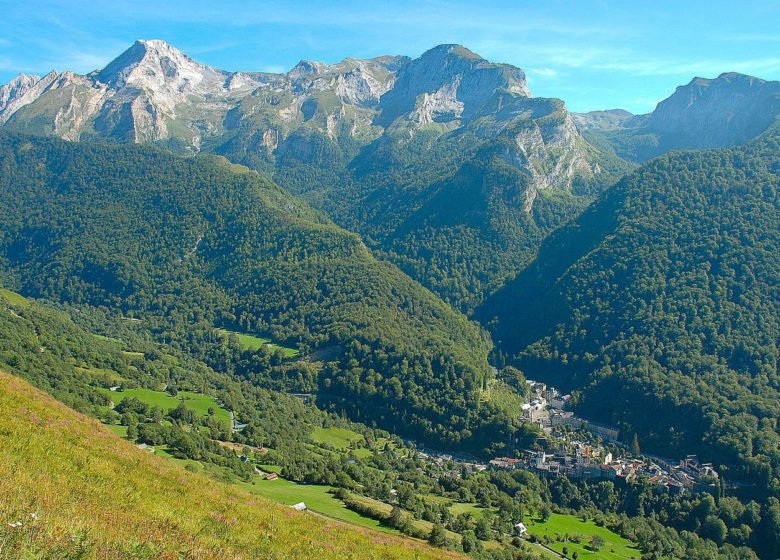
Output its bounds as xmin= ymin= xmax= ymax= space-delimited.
xmin=486 ymin=379 xmax=720 ymax=496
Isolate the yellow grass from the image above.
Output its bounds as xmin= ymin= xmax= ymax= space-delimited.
xmin=0 ymin=370 xmax=463 ymax=559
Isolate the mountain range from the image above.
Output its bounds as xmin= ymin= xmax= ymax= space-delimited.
xmin=3 ymin=38 xmax=780 ymax=447
xmin=4 ymin=41 xmax=780 ymax=311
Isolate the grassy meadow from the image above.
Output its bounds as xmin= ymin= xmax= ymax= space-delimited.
xmin=99 ymin=387 xmax=231 ymax=426
xmin=0 ymin=288 xmax=29 ymax=307
xmin=525 ymin=513 xmax=641 ymax=560
xmin=310 ymin=426 xmax=364 ymax=449
xmin=217 ymin=329 xmax=299 ymax=357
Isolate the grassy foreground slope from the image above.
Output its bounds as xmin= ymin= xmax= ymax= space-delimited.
xmin=0 ymin=370 xmax=461 ymax=560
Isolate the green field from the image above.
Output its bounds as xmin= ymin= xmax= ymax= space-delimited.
xmin=105 ymin=424 xmax=128 ymax=437
xmin=239 ymin=477 xmax=399 ymax=534
xmin=448 ymin=501 xmax=485 ymax=518
xmin=311 ymin=426 xmax=363 ymax=449
xmin=0 ymin=288 xmax=29 ymax=307
xmin=99 ymin=387 xmax=230 ymax=426
xmin=77 ymin=366 xmax=125 ymax=385
xmin=525 ymin=513 xmax=640 ymax=560
xmin=218 ymin=329 xmax=299 ymax=357
xmin=351 ymin=448 xmax=373 ymax=459
xmin=420 ymin=494 xmax=485 ymax=520
xmin=92 ymin=333 xmax=122 ymax=344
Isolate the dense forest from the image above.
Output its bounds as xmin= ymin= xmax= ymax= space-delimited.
xmin=479 ymin=130 xmax=780 ymax=488
xmin=0 ymin=131 xmax=523 ymax=452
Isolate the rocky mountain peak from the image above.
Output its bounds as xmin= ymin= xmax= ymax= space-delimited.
xmin=93 ymin=39 xmax=227 ymax=93
xmin=287 ymin=60 xmax=327 ymax=81
xmin=579 ymin=71 xmax=780 ymax=163
xmin=0 ymin=70 xmax=60 ymax=123
xmin=376 ymin=43 xmax=530 ymax=127
xmin=3 ymin=73 xmax=40 ymax=90
xmin=0 ymin=74 xmax=40 ymax=109
xmin=285 ymin=56 xmax=405 ymax=107
xmin=644 ymin=71 xmax=780 ymax=144
xmin=421 ymin=43 xmax=482 ymax=60
xmin=0 ymin=39 xmax=587 ymax=181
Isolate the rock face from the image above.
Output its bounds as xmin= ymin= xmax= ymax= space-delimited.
xmin=0 ymin=40 xmax=597 ymax=195
xmin=576 ymin=73 xmax=780 ymax=162
xmin=0 ymin=71 xmax=59 ymax=124
xmin=643 ymin=72 xmax=780 ymax=147
xmin=376 ymin=44 xmax=530 ymax=127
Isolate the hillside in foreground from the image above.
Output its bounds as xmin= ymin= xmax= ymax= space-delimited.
xmin=0 ymin=369 xmax=462 ymax=559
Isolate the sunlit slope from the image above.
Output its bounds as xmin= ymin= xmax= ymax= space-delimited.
xmin=0 ymin=370 xmax=462 ymax=559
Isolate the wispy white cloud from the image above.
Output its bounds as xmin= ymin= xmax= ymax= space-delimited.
xmin=259 ymin=64 xmax=287 ymax=74
xmin=528 ymin=67 xmax=559 ymax=78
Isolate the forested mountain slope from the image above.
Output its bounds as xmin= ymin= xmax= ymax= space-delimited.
xmin=0 ymin=369 xmax=461 ymax=559
xmin=479 ymin=129 xmax=780 ymax=484
xmin=0 ymin=131 xmax=521 ymax=452
xmin=332 ymin=122 xmax=630 ymax=311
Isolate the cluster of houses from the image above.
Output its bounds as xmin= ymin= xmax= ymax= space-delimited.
xmin=521 ymin=380 xmax=620 ymax=442
xmin=490 ymin=442 xmax=719 ymax=495
xmin=497 ymin=379 xmax=720 ymax=495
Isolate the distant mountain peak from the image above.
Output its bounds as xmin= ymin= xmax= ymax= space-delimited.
xmin=375 ymin=43 xmax=530 ymax=126
xmin=94 ymin=38 xmax=225 ymax=90
xmin=6 ymin=72 xmax=41 ymax=86
xmin=138 ymin=38 xmax=175 ymax=50
xmin=0 ymin=70 xmax=60 ymax=123
xmin=647 ymin=71 xmax=780 ymax=133
xmin=420 ymin=43 xmax=483 ymax=60
xmin=287 ymin=59 xmax=327 ymax=80
xmin=580 ymin=70 xmax=780 ymax=162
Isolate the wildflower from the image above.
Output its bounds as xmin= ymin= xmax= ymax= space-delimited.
xmin=7 ymin=521 xmax=23 ymax=528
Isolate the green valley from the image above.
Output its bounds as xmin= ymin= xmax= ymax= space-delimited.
xmin=1 ymin=24 xmax=780 ymax=560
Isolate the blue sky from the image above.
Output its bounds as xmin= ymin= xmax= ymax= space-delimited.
xmin=1 ymin=0 xmax=779 ymax=113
